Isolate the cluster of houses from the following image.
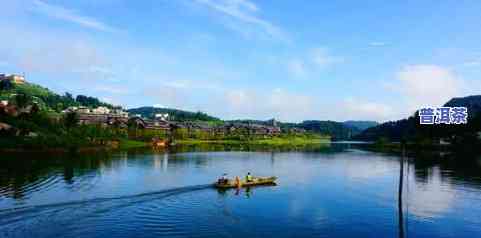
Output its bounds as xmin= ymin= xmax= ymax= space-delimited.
xmin=64 ymin=105 xmax=284 ymax=136
xmin=63 ymin=106 xmax=129 ymax=128
xmin=0 ymin=74 xmax=26 ymax=85
xmin=128 ymin=116 xmax=282 ymax=136
xmin=0 ymin=100 xmax=36 ymax=117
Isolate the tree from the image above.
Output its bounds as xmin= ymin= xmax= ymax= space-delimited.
xmin=0 ymin=80 xmax=13 ymax=91
xmin=64 ymin=112 xmax=79 ymax=130
xmin=14 ymin=94 xmax=31 ymax=109
xmin=173 ymin=128 xmax=188 ymax=140
xmin=65 ymin=92 xmax=73 ymax=101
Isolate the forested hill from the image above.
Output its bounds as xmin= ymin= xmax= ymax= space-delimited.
xmin=354 ymin=95 xmax=481 ymax=142
xmin=276 ymin=120 xmax=360 ymax=140
xmin=0 ymin=81 xmax=113 ymax=111
xmin=127 ymin=107 xmax=221 ymax=122
xmin=444 ymin=95 xmax=481 ymax=114
xmin=343 ymin=120 xmax=379 ymax=131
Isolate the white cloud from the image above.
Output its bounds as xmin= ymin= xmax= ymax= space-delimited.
xmin=93 ymin=85 xmax=130 ymax=95
xmin=144 ymin=85 xmax=186 ymax=110
xmin=287 ymin=59 xmax=307 ymax=78
xmin=407 ymin=167 xmax=456 ymax=218
xmin=222 ymin=88 xmax=314 ymax=121
xmin=310 ymin=48 xmax=344 ymax=69
xmin=342 ymin=98 xmax=396 ymax=122
xmin=153 ymin=104 xmax=167 ymax=108
xmin=369 ymin=42 xmax=387 ymax=47
xmin=31 ymin=0 xmax=119 ymax=32
xmin=462 ymin=59 xmax=481 ymax=67
xmin=396 ymin=65 xmax=463 ymax=111
xmin=192 ymin=0 xmax=286 ymax=41
xmin=286 ymin=48 xmax=343 ymax=79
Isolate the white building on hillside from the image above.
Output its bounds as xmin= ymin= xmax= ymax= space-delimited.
xmin=155 ymin=113 xmax=169 ymax=121
xmin=92 ymin=106 xmax=110 ymax=114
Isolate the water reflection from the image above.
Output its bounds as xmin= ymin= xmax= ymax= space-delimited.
xmin=1 ymin=144 xmax=481 ymax=238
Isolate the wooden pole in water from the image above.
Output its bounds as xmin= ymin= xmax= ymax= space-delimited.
xmin=398 ymin=140 xmax=406 ymax=238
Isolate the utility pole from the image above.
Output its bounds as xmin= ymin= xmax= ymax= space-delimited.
xmin=398 ymin=139 xmax=406 ymax=238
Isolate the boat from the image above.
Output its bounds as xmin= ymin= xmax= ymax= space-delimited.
xmin=214 ymin=176 xmax=277 ymax=189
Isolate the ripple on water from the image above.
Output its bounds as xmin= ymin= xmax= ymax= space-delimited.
xmin=1 ymin=185 xmax=222 ymax=238
xmin=0 ymin=172 xmax=62 ymax=200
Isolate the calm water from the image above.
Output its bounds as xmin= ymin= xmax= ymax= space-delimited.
xmin=1 ymin=144 xmax=481 ymax=238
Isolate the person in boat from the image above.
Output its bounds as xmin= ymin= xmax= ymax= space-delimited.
xmin=218 ymin=173 xmax=229 ymax=184
xmin=235 ymin=176 xmax=241 ymax=188
xmin=245 ymin=172 xmax=253 ymax=182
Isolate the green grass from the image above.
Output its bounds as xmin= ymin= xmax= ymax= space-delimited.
xmin=176 ymin=136 xmax=330 ymax=146
xmin=118 ymin=139 xmax=149 ymax=149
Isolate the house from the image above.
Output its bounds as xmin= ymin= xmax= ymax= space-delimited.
xmin=76 ymin=106 xmax=90 ymax=114
xmin=0 ymin=103 xmax=18 ymax=117
xmin=0 ymin=122 xmax=15 ymax=136
xmin=92 ymin=106 xmax=110 ymax=114
xmin=155 ymin=113 xmax=169 ymax=121
xmin=0 ymin=122 xmax=13 ymax=131
xmin=0 ymin=74 xmax=26 ymax=84
xmin=78 ymin=114 xmax=108 ymax=125
xmin=66 ymin=106 xmax=129 ymax=126
xmin=220 ymin=122 xmax=281 ymax=136
xmin=128 ymin=117 xmax=171 ymax=131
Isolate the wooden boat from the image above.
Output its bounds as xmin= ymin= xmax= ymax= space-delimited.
xmin=214 ymin=176 xmax=277 ymax=189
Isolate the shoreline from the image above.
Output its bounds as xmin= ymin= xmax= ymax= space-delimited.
xmin=0 ymin=137 xmax=331 ymax=154
xmin=175 ymin=137 xmax=331 ymax=146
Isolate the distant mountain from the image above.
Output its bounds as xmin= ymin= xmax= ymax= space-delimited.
xmin=353 ymin=118 xmax=417 ymax=142
xmin=127 ymin=107 xmax=221 ymax=122
xmin=296 ymin=120 xmax=360 ymax=140
xmin=354 ymin=95 xmax=481 ymax=142
xmin=343 ymin=120 xmax=379 ymax=131
xmin=220 ymin=119 xmax=359 ymax=140
xmin=444 ymin=95 xmax=481 ymax=115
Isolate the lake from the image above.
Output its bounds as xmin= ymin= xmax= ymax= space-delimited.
xmin=1 ymin=144 xmax=481 ymax=238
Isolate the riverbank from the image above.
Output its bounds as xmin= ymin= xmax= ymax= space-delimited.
xmin=175 ymin=136 xmax=330 ymax=146
xmin=0 ymin=139 xmax=149 ymax=153
xmin=0 ymin=136 xmax=330 ymax=154
xmin=362 ymin=140 xmax=481 ymax=160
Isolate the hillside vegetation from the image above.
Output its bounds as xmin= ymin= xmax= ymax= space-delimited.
xmin=354 ymin=95 xmax=481 ymax=151
xmin=343 ymin=120 xmax=379 ymax=131
xmin=127 ymin=106 xmax=221 ymax=122
xmin=0 ymin=82 xmax=113 ymax=112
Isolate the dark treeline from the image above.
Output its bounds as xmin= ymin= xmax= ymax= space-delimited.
xmin=355 ymin=95 xmax=481 ymax=151
xmin=279 ymin=120 xmax=361 ymax=140
xmin=215 ymin=119 xmax=374 ymax=140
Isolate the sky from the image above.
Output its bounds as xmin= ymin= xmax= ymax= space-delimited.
xmin=1 ymin=0 xmax=481 ymax=122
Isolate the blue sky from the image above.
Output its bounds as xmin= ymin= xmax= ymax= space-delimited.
xmin=1 ymin=0 xmax=480 ymax=122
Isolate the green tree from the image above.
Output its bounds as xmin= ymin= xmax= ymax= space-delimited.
xmin=0 ymin=80 xmax=13 ymax=91
xmin=63 ymin=112 xmax=79 ymax=131
xmin=173 ymin=128 xmax=188 ymax=140
xmin=14 ymin=93 xmax=31 ymax=109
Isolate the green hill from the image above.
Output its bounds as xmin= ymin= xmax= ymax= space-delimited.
xmin=354 ymin=95 xmax=481 ymax=144
xmin=343 ymin=120 xmax=379 ymax=131
xmin=127 ymin=106 xmax=221 ymax=122
xmin=297 ymin=120 xmax=360 ymax=140
xmin=0 ymin=82 xmax=113 ymax=111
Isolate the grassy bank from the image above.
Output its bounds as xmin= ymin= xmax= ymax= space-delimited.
xmin=118 ymin=139 xmax=149 ymax=149
xmin=176 ymin=136 xmax=331 ymax=146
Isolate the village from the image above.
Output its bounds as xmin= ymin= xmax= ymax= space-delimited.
xmin=64 ymin=105 xmax=284 ymax=138
xmin=1 ymin=72 xmax=312 ymax=147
